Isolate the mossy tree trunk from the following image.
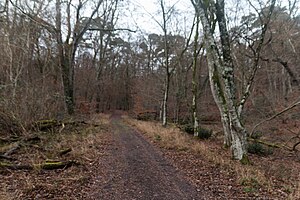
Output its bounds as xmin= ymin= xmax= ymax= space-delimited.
xmin=191 ymin=0 xmax=275 ymax=162
xmin=160 ymin=0 xmax=171 ymax=127
xmin=192 ymin=15 xmax=200 ymax=136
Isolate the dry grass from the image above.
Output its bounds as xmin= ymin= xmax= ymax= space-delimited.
xmin=90 ymin=113 xmax=110 ymax=126
xmin=124 ymin=117 xmax=299 ymax=198
xmin=289 ymin=183 xmax=300 ymax=200
xmin=0 ymin=190 xmax=13 ymax=200
xmin=39 ymin=119 xmax=110 ymax=165
xmin=125 ymin=118 xmax=228 ymax=164
xmin=0 ymin=114 xmax=112 ymax=199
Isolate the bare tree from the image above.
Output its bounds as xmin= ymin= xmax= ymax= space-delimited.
xmin=191 ymin=14 xmax=202 ymax=136
xmin=54 ymin=0 xmax=103 ymax=114
xmin=191 ymin=0 xmax=276 ymax=162
xmin=159 ymin=0 xmax=172 ymax=126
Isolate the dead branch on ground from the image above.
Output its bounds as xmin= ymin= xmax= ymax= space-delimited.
xmin=0 ymin=160 xmax=79 ymax=170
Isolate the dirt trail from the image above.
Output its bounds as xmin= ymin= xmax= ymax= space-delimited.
xmin=93 ymin=113 xmax=202 ymax=200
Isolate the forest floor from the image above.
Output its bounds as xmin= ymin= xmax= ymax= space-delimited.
xmin=0 ymin=111 xmax=299 ymax=199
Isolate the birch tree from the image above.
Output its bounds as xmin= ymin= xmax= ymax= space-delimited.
xmin=159 ymin=0 xmax=172 ymax=126
xmin=191 ymin=0 xmax=276 ymax=162
xmin=191 ymin=15 xmax=201 ymax=136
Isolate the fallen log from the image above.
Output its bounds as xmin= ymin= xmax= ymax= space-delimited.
xmin=0 ymin=155 xmax=17 ymax=161
xmin=248 ymin=138 xmax=282 ymax=148
xmin=31 ymin=119 xmax=98 ymax=131
xmin=0 ymin=160 xmax=79 ymax=170
xmin=0 ymin=142 xmax=20 ymax=156
xmin=58 ymin=148 xmax=72 ymax=156
xmin=40 ymin=160 xmax=79 ymax=170
xmin=248 ymin=138 xmax=293 ymax=151
xmin=0 ymin=135 xmax=41 ymax=157
xmin=0 ymin=162 xmax=33 ymax=170
xmin=32 ymin=119 xmax=61 ymax=131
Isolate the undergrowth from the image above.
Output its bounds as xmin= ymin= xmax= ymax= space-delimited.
xmin=0 ymin=113 xmax=111 ymax=199
xmin=124 ymin=117 xmax=299 ymax=199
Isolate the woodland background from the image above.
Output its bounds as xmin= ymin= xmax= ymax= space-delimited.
xmin=1 ymin=0 xmax=300 ymax=198
xmin=0 ymin=0 xmax=300 ymax=156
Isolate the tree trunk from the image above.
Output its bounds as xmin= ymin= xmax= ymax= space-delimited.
xmin=230 ymin=117 xmax=249 ymax=163
xmin=193 ymin=0 xmax=248 ymax=161
xmin=55 ymin=0 xmax=103 ymax=115
xmin=162 ymin=75 xmax=169 ymax=126
xmin=95 ymin=67 xmax=102 ymax=113
xmin=160 ymin=0 xmax=171 ymax=127
xmin=56 ymin=0 xmax=74 ymax=115
xmin=215 ymin=0 xmax=248 ymax=160
xmin=192 ymin=15 xmax=200 ymax=136
xmin=61 ymin=55 xmax=74 ymax=115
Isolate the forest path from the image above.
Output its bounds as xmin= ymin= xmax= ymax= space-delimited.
xmin=93 ymin=112 xmax=201 ymax=200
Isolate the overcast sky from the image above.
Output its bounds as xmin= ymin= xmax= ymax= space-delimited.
xmin=117 ymin=0 xmax=295 ymax=40
xmin=120 ymin=0 xmax=194 ymax=36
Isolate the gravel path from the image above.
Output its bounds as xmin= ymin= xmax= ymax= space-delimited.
xmin=93 ymin=113 xmax=201 ymax=200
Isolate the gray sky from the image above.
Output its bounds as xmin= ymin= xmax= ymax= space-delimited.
xmin=117 ymin=0 xmax=297 ymax=40
xmin=121 ymin=0 xmax=194 ymax=35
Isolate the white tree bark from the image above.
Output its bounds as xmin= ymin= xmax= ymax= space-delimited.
xmin=192 ymin=0 xmax=248 ymax=161
xmin=160 ymin=0 xmax=171 ymax=127
xmin=162 ymin=82 xmax=168 ymax=126
xmin=192 ymin=15 xmax=200 ymax=136
xmin=192 ymin=0 xmax=275 ymax=162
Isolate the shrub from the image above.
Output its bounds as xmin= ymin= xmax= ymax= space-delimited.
xmin=197 ymin=127 xmax=212 ymax=139
xmin=183 ymin=124 xmax=194 ymax=135
xmin=136 ymin=111 xmax=157 ymax=121
xmin=251 ymin=131 xmax=263 ymax=139
xmin=248 ymin=142 xmax=273 ymax=156
xmin=182 ymin=124 xmax=212 ymax=139
xmin=241 ymin=177 xmax=261 ymax=193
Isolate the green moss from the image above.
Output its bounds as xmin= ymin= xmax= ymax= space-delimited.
xmin=0 ymin=162 xmax=11 ymax=167
xmin=154 ymin=134 xmax=161 ymax=141
xmin=240 ymin=154 xmax=250 ymax=165
xmin=212 ymin=67 xmax=227 ymax=108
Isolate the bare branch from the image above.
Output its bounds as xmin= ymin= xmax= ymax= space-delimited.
xmin=8 ymin=0 xmax=56 ymax=33
xmin=250 ymin=99 xmax=300 ymax=136
xmin=87 ymin=28 xmax=136 ymax=33
xmin=0 ymin=0 xmax=8 ymax=14
xmin=238 ymin=0 xmax=276 ymax=116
